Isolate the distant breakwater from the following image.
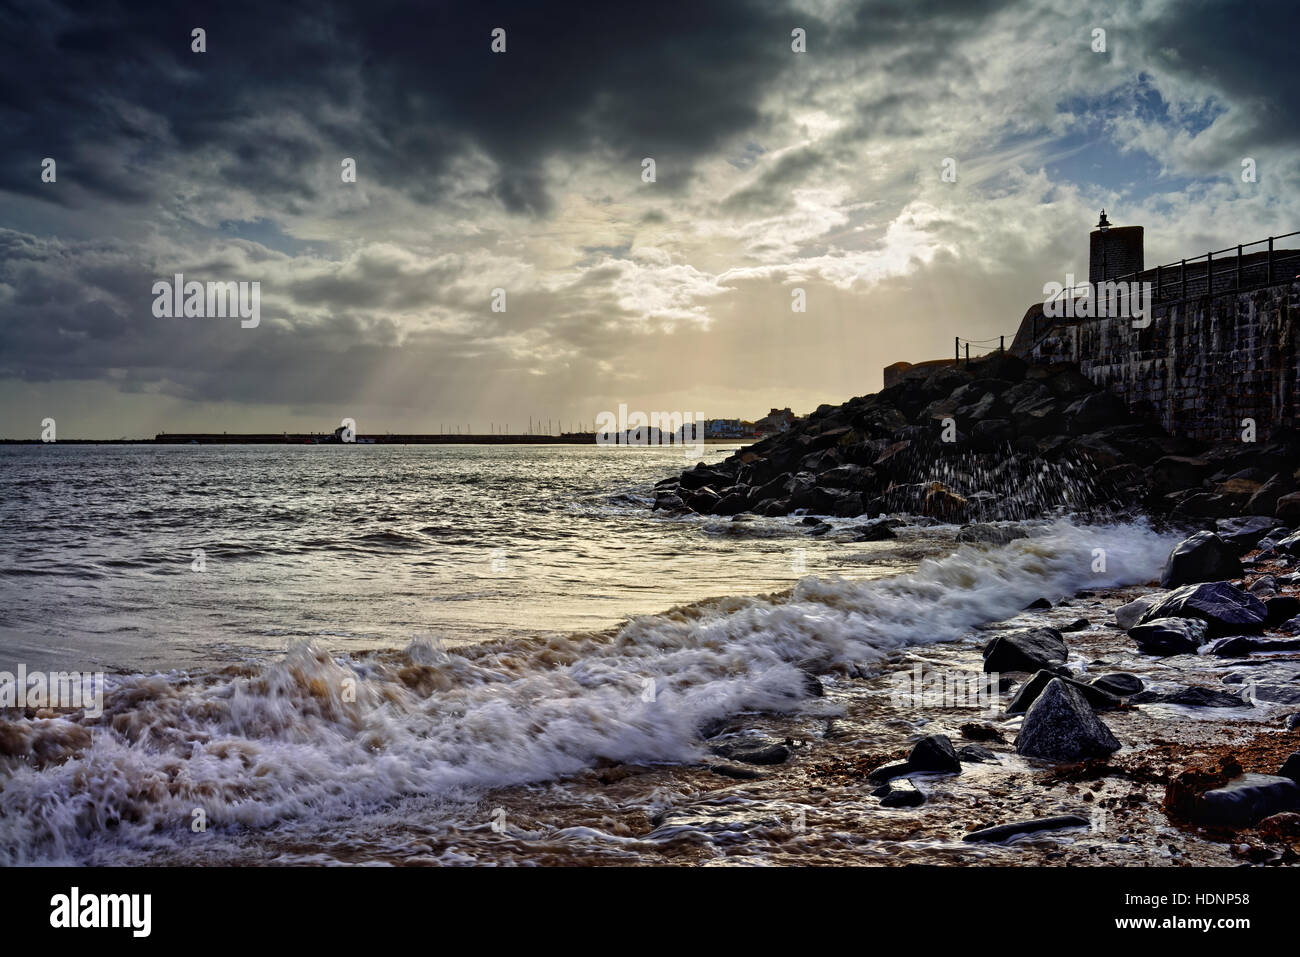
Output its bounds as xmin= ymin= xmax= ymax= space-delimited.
xmin=1 ymin=433 xmax=749 ymax=446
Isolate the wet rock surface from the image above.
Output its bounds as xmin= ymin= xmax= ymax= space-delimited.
xmin=982 ymin=627 xmax=1069 ymax=673
xmin=963 ymin=814 xmax=1091 ymax=843
xmin=1128 ymin=616 xmax=1208 ymax=656
xmin=1160 ymin=531 xmax=1242 ymax=587
xmin=652 ymin=355 xmax=1300 ymax=525
xmin=1016 ymin=678 xmax=1122 ymax=762
xmin=1137 ymin=582 xmax=1268 ymax=634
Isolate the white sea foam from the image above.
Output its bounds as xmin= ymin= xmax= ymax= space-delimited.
xmin=0 ymin=518 xmax=1175 ymax=864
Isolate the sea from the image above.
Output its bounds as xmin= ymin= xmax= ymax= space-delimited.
xmin=0 ymin=443 xmax=1185 ymax=865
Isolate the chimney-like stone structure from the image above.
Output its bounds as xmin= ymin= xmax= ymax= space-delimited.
xmin=1088 ymin=210 xmax=1143 ymax=283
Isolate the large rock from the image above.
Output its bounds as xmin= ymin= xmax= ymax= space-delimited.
xmin=879 ymin=779 xmax=926 ymax=808
xmin=1006 ymin=669 xmax=1120 ymax=714
xmin=1280 ymin=752 xmax=1300 ymax=784
xmin=1138 ymin=582 xmax=1268 ymax=634
xmin=1214 ymin=515 xmax=1278 ymax=553
xmin=1065 ymin=391 xmax=1128 ymax=434
xmin=1128 ymin=616 xmax=1209 ymax=656
xmin=1276 ymin=491 xmax=1300 ymax=523
xmin=1193 ymin=774 xmax=1300 ymax=827
xmin=1206 ymin=635 xmax=1300 ymax=657
xmin=1089 ymin=673 xmax=1144 ymax=697
xmin=982 ymin=627 xmax=1069 ymax=673
xmin=906 ymin=734 xmax=961 ymax=774
xmin=1159 ymin=531 xmax=1242 ymax=587
xmin=1247 ymin=475 xmax=1294 ymax=517
xmin=1114 ymin=595 xmax=1158 ymax=630
xmin=1015 ymin=678 xmax=1121 ymax=763
xmin=1131 ymin=686 xmax=1249 ymax=708
xmin=1265 ymin=595 xmax=1300 ymax=626
xmin=1274 ymin=530 xmax=1300 ymax=556
xmin=1149 ymin=455 xmax=1212 ymax=494
xmin=962 ymin=814 xmax=1090 ymax=843
xmin=957 ymin=523 xmax=1028 ymax=546
xmin=710 ymin=739 xmax=791 ymax=765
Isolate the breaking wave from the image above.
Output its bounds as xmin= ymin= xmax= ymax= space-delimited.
xmin=0 ymin=518 xmax=1176 ymax=864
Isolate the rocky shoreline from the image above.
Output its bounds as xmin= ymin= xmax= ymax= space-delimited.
xmin=459 ymin=545 xmax=1300 ymax=864
xmin=653 ymin=354 xmax=1300 ymax=528
xmin=590 ymin=356 xmax=1300 ymax=863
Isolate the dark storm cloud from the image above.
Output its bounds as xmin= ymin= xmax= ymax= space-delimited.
xmin=1 ymin=0 xmax=808 ymax=215
xmin=1143 ymin=0 xmax=1300 ymax=153
xmin=5 ymin=0 xmax=1300 ymax=431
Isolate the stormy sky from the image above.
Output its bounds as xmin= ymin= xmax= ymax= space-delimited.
xmin=2 ymin=0 xmax=1298 ymax=437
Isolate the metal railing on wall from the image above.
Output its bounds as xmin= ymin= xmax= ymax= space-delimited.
xmin=1048 ymin=231 xmax=1300 ymax=313
xmin=1030 ymin=231 xmax=1300 ymax=350
xmin=954 ymin=335 xmax=1006 ymax=365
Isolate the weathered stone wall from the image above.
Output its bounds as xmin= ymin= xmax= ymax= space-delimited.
xmin=1022 ymin=280 xmax=1299 ymax=442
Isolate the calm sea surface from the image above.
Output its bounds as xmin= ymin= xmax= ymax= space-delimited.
xmin=0 ymin=444 xmax=922 ymax=672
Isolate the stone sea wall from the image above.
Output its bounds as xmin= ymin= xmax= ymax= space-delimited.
xmin=1023 ymin=280 xmax=1300 ymax=443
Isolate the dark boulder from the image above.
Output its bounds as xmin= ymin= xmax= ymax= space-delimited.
xmin=1006 ymin=670 xmax=1120 ymax=714
xmin=679 ymin=466 xmax=733 ymax=491
xmin=710 ymin=740 xmax=791 ymax=765
xmin=851 ymin=520 xmax=897 ymax=541
xmin=1248 ymin=575 xmax=1278 ymax=597
xmin=1215 ymin=515 xmax=1278 ymax=553
xmin=712 ymin=492 xmax=752 ymax=516
xmin=1280 ymin=752 xmax=1300 ymax=783
xmin=1247 ymin=475 xmax=1294 ymax=517
xmin=1207 ymin=634 xmax=1300 ymax=656
xmin=753 ymin=473 xmax=794 ymax=502
xmin=956 ymin=744 xmax=997 ymax=763
xmin=1277 ymin=492 xmax=1300 ymax=523
xmin=865 ymin=761 xmax=913 ymax=784
xmin=907 ymin=734 xmax=961 ymax=775
xmin=820 ymin=464 xmax=874 ymax=490
xmin=1265 ymin=595 xmax=1300 ymax=626
xmin=1114 ymin=595 xmax=1158 ymax=630
xmin=1015 ymin=678 xmax=1121 ymax=762
xmin=957 ymin=523 xmax=1028 ymax=545
xmin=970 ymin=418 xmax=1014 ymax=449
xmin=1149 ymin=455 xmax=1212 ymax=494
xmin=1089 ymin=673 xmax=1144 ymax=697
xmin=1159 ymin=531 xmax=1242 ymax=588
xmin=1128 ymin=617 xmax=1208 ymax=656
xmin=1138 ymin=582 xmax=1268 ymax=634
xmin=709 ymin=764 xmax=763 ymax=780
xmin=1192 ymin=774 xmax=1300 ymax=827
xmin=684 ymin=486 xmax=720 ymax=513
xmin=1065 ymin=390 xmax=1128 ymax=434
xmin=982 ymin=627 xmax=1069 ymax=673
xmin=879 ymin=780 xmax=926 ymax=808
xmin=1275 ymin=530 xmax=1300 ymax=556
xmin=653 ymin=491 xmax=685 ymax=511
xmin=962 ymin=814 xmax=1090 ymax=843
xmin=1130 ymin=686 xmax=1249 ymax=708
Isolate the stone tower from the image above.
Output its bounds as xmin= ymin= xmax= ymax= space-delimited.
xmin=1088 ymin=210 xmax=1143 ymax=283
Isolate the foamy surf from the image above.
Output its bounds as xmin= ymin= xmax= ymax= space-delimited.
xmin=0 ymin=518 xmax=1177 ymax=865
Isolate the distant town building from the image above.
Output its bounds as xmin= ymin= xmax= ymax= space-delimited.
xmin=755 ymin=408 xmax=796 ymax=434
xmin=705 ymin=418 xmax=747 ymax=438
